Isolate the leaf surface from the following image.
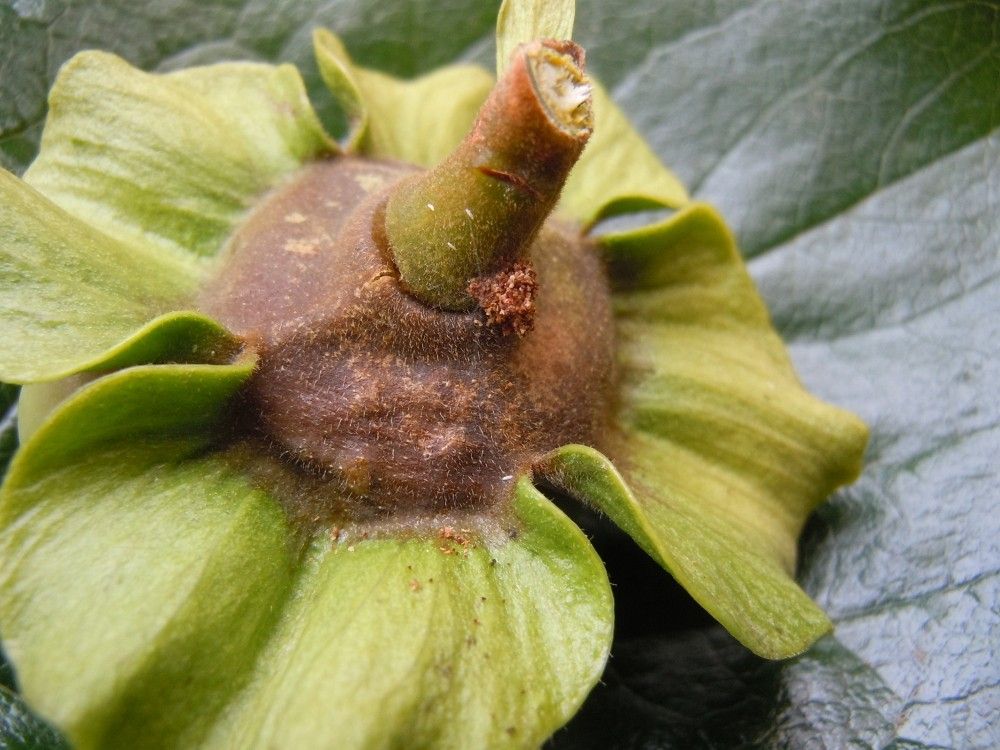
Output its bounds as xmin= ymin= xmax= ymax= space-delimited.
xmin=0 ymin=0 xmax=996 ymax=746
xmin=0 ymin=685 xmax=69 ymax=750
xmin=0 ymin=171 xmax=200 ymax=383
xmin=24 ymin=52 xmax=333 ymax=263
xmin=495 ymin=0 xmax=575 ymax=75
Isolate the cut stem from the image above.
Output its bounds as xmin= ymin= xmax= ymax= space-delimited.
xmin=384 ymin=39 xmax=593 ymax=311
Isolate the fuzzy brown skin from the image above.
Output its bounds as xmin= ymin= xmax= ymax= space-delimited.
xmin=201 ymin=157 xmax=614 ymax=524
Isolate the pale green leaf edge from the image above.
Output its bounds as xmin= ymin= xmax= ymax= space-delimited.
xmin=563 ymin=79 xmax=689 ymax=226
xmin=13 ymin=310 xmax=239 ymax=386
xmin=2 ymin=357 xmax=256 ymax=482
xmin=15 ymin=311 xmax=241 ymax=441
xmin=314 ymin=28 xmax=493 ymax=168
xmin=495 ymin=0 xmax=576 ymax=75
xmin=535 ymin=444 xmax=831 ymax=659
xmin=313 ymin=27 xmax=687 ymax=221
xmin=312 ymin=29 xmax=369 ymax=152
xmin=24 ymin=51 xmax=336 ymax=264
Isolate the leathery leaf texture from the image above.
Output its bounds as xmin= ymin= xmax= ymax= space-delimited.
xmin=0 ymin=3 xmax=872 ymax=748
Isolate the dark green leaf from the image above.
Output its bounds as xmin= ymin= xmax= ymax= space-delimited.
xmin=0 ymin=385 xmax=17 ymax=480
xmin=550 ymin=630 xmax=903 ymax=749
xmin=0 ymin=685 xmax=69 ymax=750
xmin=1 ymin=0 xmax=996 ymax=747
xmin=593 ymin=0 xmax=1000 ymax=259
xmin=553 ymin=0 xmax=1000 ymax=746
xmin=0 ymin=0 xmax=502 ymax=175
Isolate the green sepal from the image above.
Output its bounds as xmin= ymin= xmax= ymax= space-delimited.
xmin=310 ymin=30 xmax=369 ymax=153
xmin=314 ymin=28 xmax=493 ymax=166
xmin=315 ymin=22 xmax=685 ymax=227
xmin=0 ymin=357 xmax=294 ymax=750
xmin=533 ymin=203 xmax=868 ymax=659
xmin=0 ymin=170 xmax=201 ymax=383
xmin=560 ymin=79 xmax=688 ymax=226
xmin=2 ymin=378 xmax=613 ymax=750
xmin=24 ymin=51 xmax=334 ymax=263
xmin=3 ymin=356 xmax=255 ymax=473
xmin=206 ymin=476 xmax=612 ymax=749
xmin=536 ymin=444 xmax=831 ymax=659
xmin=495 ymin=0 xmax=576 ymax=75
xmin=15 ymin=311 xmax=243 ymax=441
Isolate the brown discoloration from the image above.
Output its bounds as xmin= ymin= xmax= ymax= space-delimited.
xmin=200 ymin=157 xmax=615 ymax=528
xmin=468 ymin=262 xmax=538 ymax=337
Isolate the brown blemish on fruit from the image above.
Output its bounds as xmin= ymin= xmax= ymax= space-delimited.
xmin=354 ymin=172 xmax=388 ymax=193
xmin=200 ymin=157 xmax=615 ymax=529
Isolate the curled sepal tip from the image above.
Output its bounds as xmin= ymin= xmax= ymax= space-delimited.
xmin=384 ymin=39 xmax=593 ymax=311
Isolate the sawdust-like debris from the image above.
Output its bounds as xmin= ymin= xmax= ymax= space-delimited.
xmin=467 ymin=261 xmax=538 ymax=336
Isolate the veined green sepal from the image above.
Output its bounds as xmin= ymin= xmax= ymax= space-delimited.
xmin=532 ymin=202 xmax=868 ymax=658
xmin=25 ymin=52 xmax=335 ymax=262
xmin=0 ymin=367 xmax=614 ymax=748
xmin=314 ymin=28 xmax=493 ymax=164
xmin=15 ymin=311 xmax=243 ymax=441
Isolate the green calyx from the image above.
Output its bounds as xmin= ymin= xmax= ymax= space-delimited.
xmin=384 ymin=39 xmax=593 ymax=310
xmin=1 ymin=365 xmax=611 ymax=748
xmin=0 ymin=0 xmax=873 ymax=746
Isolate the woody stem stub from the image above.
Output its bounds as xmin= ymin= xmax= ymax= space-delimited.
xmin=383 ymin=39 xmax=593 ymax=312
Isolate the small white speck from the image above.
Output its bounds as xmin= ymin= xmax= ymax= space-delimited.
xmin=501 ymin=475 xmax=514 ymax=481
xmin=464 ymin=208 xmax=474 ymax=219
xmin=447 ymin=242 xmax=457 ymax=250
xmin=427 ymin=203 xmax=435 ymax=211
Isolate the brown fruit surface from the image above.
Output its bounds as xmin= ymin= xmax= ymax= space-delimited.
xmin=201 ymin=157 xmax=614 ymax=529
